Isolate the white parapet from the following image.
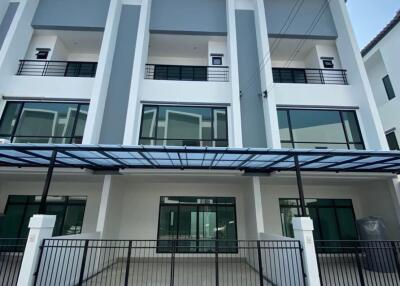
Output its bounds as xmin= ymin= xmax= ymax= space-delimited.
xmin=17 ymin=214 xmax=56 ymax=286
xmin=293 ymin=217 xmax=321 ymax=286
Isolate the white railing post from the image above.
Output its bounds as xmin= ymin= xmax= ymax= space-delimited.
xmin=17 ymin=214 xmax=56 ymax=286
xmin=293 ymin=217 xmax=321 ymax=286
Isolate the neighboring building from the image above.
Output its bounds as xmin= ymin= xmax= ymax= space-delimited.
xmin=363 ymin=10 xmax=400 ymax=150
xmin=0 ymin=0 xmax=400 ymax=285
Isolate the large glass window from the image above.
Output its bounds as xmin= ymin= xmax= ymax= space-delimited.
xmin=0 ymin=195 xmax=86 ymax=239
xmin=279 ymin=199 xmax=358 ymax=241
xmin=158 ymin=197 xmax=237 ymax=253
xmin=139 ymin=105 xmax=228 ymax=147
xmin=0 ymin=101 xmax=89 ymax=144
xmin=278 ymin=109 xmax=365 ymax=149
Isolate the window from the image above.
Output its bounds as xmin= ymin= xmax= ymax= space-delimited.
xmin=322 ymin=60 xmax=334 ymax=69
xmin=0 ymin=195 xmax=86 ymax=239
xmin=383 ymin=75 xmax=396 ymax=100
xmin=139 ymin=105 xmax=228 ymax=147
xmin=279 ymin=199 xmax=358 ymax=241
xmin=0 ymin=101 xmax=89 ymax=144
xmin=158 ymin=197 xmax=237 ymax=253
xmin=386 ymin=130 xmax=399 ymax=150
xmin=212 ymin=56 xmax=223 ymax=66
xmin=35 ymin=48 xmax=50 ymax=60
xmin=277 ymin=109 xmax=365 ymax=150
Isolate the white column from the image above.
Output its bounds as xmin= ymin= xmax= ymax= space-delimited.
xmin=123 ymin=0 xmax=152 ymax=145
xmin=293 ymin=217 xmax=321 ymax=286
xmin=83 ymin=0 xmax=122 ymax=144
xmin=329 ymin=0 xmax=388 ymax=150
xmin=226 ymin=0 xmax=243 ymax=147
xmin=0 ymin=0 xmax=39 ymax=85
xmin=17 ymin=215 xmax=56 ymax=286
xmin=252 ymin=176 xmax=265 ymax=234
xmin=96 ymin=175 xmax=112 ymax=233
xmin=254 ymin=0 xmax=281 ymax=148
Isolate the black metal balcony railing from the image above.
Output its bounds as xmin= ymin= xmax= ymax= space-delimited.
xmin=145 ymin=64 xmax=229 ymax=82
xmin=34 ymin=239 xmax=305 ymax=286
xmin=16 ymin=60 xmax=98 ymax=78
xmin=272 ymin=68 xmax=348 ymax=85
xmin=0 ymin=238 xmax=27 ymax=286
xmin=316 ymin=240 xmax=400 ymax=286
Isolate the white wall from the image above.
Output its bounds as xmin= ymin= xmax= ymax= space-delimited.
xmin=148 ymin=56 xmax=207 ymax=66
xmin=364 ymin=24 xmax=400 ymax=145
xmin=0 ymin=175 xmax=103 ymax=234
xmin=208 ymin=39 xmax=228 ymax=66
xmin=261 ymin=176 xmax=400 ymax=239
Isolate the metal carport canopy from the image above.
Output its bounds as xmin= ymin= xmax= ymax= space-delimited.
xmin=2 ymin=144 xmax=400 ymax=216
xmin=0 ymin=144 xmax=400 ymax=173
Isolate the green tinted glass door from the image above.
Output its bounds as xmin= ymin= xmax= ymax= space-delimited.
xmin=177 ymin=206 xmax=197 ymax=252
xmin=199 ymin=206 xmax=216 ymax=252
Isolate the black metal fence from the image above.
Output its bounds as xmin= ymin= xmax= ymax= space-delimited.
xmin=145 ymin=64 xmax=229 ymax=82
xmin=0 ymin=238 xmax=27 ymax=286
xmin=316 ymin=240 xmax=400 ymax=286
xmin=17 ymin=60 xmax=98 ymax=77
xmin=34 ymin=239 xmax=305 ymax=286
xmin=272 ymin=68 xmax=348 ymax=85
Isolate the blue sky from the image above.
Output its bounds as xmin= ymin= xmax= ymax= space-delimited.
xmin=347 ymin=0 xmax=400 ymax=49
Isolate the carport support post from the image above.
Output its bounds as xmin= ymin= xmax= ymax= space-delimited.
xmin=294 ymin=155 xmax=307 ymax=217
xmin=17 ymin=214 xmax=56 ymax=286
xmin=38 ymin=150 xmax=57 ymax=214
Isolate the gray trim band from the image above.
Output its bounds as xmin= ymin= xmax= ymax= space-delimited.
xmin=276 ymin=104 xmax=360 ymax=110
xmin=1 ymin=96 xmax=90 ymax=103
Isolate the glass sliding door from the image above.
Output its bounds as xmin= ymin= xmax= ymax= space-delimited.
xmin=157 ymin=197 xmax=237 ymax=253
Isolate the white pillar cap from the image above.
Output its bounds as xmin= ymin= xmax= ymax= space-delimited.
xmin=28 ymin=214 xmax=57 ymax=229
xmin=292 ymin=217 xmax=314 ymax=231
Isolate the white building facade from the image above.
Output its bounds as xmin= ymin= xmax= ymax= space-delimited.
xmin=363 ymin=11 xmax=400 ymax=151
xmin=1 ymin=1 xmax=400 ymax=286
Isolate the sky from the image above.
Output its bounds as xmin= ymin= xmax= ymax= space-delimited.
xmin=347 ymin=0 xmax=400 ymax=49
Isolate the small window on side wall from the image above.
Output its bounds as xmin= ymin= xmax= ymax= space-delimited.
xmin=386 ymin=130 xmax=399 ymax=150
xmin=322 ymin=59 xmax=334 ymax=69
xmin=35 ymin=48 xmax=50 ymax=60
xmin=212 ymin=56 xmax=222 ymax=66
xmin=383 ymin=75 xmax=396 ymax=100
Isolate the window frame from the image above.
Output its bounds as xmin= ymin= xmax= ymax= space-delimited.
xmin=0 ymin=101 xmax=89 ymax=144
xmin=277 ymin=108 xmax=365 ymax=150
xmin=157 ymin=196 xmax=238 ymax=253
xmin=279 ymin=198 xmax=358 ymax=241
xmin=1 ymin=195 xmax=87 ymax=238
xmin=383 ymin=75 xmax=396 ymax=101
xmin=138 ymin=104 xmax=229 ymax=147
xmin=386 ymin=130 xmax=399 ymax=150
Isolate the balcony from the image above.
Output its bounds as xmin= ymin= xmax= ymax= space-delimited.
xmin=145 ymin=64 xmax=229 ymax=82
xmin=16 ymin=60 xmax=98 ymax=78
xmin=272 ymin=67 xmax=348 ymax=85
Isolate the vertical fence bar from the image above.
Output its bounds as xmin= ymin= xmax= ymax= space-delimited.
xmin=215 ymin=240 xmax=219 ymax=286
xmin=354 ymin=244 xmax=366 ymax=286
xmin=33 ymin=239 xmax=46 ymax=286
xmin=124 ymin=241 xmax=132 ymax=286
xmin=78 ymin=240 xmax=89 ymax=286
xmin=391 ymin=241 xmax=400 ymax=282
xmin=170 ymin=240 xmax=176 ymax=286
xmin=257 ymin=241 xmax=265 ymax=286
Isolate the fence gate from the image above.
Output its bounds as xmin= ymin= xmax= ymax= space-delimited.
xmin=33 ymin=239 xmax=306 ymax=286
xmin=316 ymin=240 xmax=400 ymax=286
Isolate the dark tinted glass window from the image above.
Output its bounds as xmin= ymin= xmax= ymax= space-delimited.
xmin=280 ymin=199 xmax=357 ymax=241
xmin=0 ymin=102 xmax=89 ymax=143
xmin=158 ymin=197 xmax=237 ymax=253
xmin=383 ymin=75 xmax=396 ymax=100
xmin=139 ymin=105 xmax=228 ymax=147
xmin=277 ymin=109 xmax=364 ymax=150
xmin=386 ymin=131 xmax=399 ymax=150
xmin=0 ymin=195 xmax=86 ymax=238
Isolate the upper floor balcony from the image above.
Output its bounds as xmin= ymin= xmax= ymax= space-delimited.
xmin=141 ymin=33 xmax=231 ymax=104
xmin=1 ymin=30 xmax=103 ymax=99
xmin=270 ymin=38 xmax=347 ymax=85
